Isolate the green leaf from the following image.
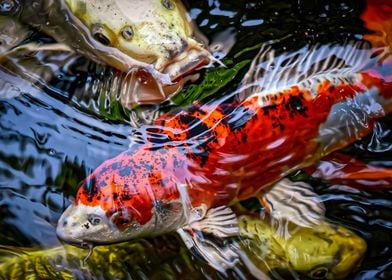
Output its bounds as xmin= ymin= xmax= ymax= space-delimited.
xmin=171 ymin=59 xmax=251 ymax=106
xmin=95 ymin=88 xmax=130 ymax=122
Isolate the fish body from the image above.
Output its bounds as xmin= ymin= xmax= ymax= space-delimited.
xmin=57 ymin=41 xmax=392 ymax=245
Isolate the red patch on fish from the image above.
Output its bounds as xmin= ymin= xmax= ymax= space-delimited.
xmin=76 ymin=149 xmax=185 ymax=226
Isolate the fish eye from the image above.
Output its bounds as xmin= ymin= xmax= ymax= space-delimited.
xmin=161 ymin=0 xmax=175 ymax=10
xmin=87 ymin=214 xmax=101 ymax=226
xmin=309 ymin=267 xmax=329 ymax=279
xmin=121 ymin=26 xmax=134 ymax=41
xmin=92 ymin=24 xmax=111 ymax=46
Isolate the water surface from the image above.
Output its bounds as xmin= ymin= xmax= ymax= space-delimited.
xmin=0 ymin=0 xmax=391 ymax=279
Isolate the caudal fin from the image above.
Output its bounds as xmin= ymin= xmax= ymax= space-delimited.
xmin=361 ymin=0 xmax=392 ymax=50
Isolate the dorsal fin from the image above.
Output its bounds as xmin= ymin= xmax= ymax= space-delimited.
xmin=238 ymin=41 xmax=389 ymax=102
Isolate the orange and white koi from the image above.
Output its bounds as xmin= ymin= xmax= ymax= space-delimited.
xmin=57 ymin=3 xmax=392 ymax=273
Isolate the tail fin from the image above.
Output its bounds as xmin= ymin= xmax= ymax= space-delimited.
xmin=361 ymin=0 xmax=392 ymax=88
xmin=361 ymin=0 xmax=392 ymax=50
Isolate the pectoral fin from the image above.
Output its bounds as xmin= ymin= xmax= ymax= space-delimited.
xmin=260 ymin=178 xmax=326 ymax=230
xmin=177 ymin=205 xmax=240 ymax=274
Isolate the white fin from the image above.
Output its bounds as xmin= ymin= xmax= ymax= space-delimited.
xmin=177 ymin=205 xmax=240 ymax=274
xmin=239 ymin=41 xmax=388 ymax=101
xmin=262 ymin=178 xmax=325 ymax=230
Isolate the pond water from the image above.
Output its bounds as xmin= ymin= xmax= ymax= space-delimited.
xmin=0 ymin=0 xmax=391 ymax=279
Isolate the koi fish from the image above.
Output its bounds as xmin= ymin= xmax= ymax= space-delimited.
xmin=2 ymin=0 xmax=212 ymax=105
xmin=238 ymin=215 xmax=366 ymax=279
xmin=56 ymin=38 xmax=391 ymax=271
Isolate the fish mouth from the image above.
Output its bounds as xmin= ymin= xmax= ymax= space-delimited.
xmin=56 ymin=220 xmax=117 ymax=247
xmin=56 ymin=206 xmax=85 ymax=246
xmin=163 ymin=48 xmax=211 ymax=82
xmin=120 ymin=49 xmax=210 ymax=107
xmin=56 ymin=224 xmax=86 ymax=247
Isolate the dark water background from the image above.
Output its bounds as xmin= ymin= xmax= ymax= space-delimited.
xmin=0 ymin=0 xmax=391 ymax=279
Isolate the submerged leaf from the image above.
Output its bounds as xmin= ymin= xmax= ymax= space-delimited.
xmin=96 ymin=85 xmax=130 ymax=122
xmin=171 ymin=60 xmax=250 ymax=106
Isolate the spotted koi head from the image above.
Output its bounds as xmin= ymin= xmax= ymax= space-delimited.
xmin=56 ymin=146 xmax=189 ymax=246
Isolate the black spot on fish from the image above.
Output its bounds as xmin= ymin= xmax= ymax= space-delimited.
xmin=262 ymin=104 xmax=277 ymax=116
xmin=141 ymin=162 xmax=154 ymax=172
xmin=160 ymin=157 xmax=167 ymax=169
xmin=173 ymin=157 xmax=182 ymax=168
xmin=241 ymin=133 xmax=248 ymax=144
xmin=178 ymin=114 xmax=210 ymax=139
xmin=188 ymin=146 xmax=209 ymax=167
xmin=119 ymin=166 xmax=132 ymax=177
xmin=271 ymin=116 xmax=285 ymax=130
xmin=161 ymin=178 xmax=170 ymax=186
xmin=286 ymin=95 xmax=308 ymax=118
xmin=121 ymin=193 xmax=131 ymax=201
xmin=113 ymin=192 xmax=119 ymax=200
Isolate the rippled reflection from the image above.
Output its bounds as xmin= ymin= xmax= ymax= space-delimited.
xmin=0 ymin=0 xmax=391 ymax=279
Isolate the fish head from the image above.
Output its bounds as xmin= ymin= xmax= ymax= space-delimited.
xmin=285 ymin=223 xmax=367 ymax=279
xmin=64 ymin=0 xmax=210 ymax=79
xmin=56 ymin=148 xmax=188 ymax=246
xmin=239 ymin=215 xmax=366 ymax=279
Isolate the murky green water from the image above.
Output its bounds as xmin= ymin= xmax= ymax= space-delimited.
xmin=0 ymin=0 xmax=391 ymax=279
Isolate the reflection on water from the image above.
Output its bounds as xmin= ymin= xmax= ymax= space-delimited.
xmin=0 ymin=0 xmax=391 ymax=279
xmin=0 ymin=70 xmax=130 ymax=248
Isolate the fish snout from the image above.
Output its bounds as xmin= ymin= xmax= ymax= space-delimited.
xmin=56 ymin=203 xmax=124 ymax=246
xmin=163 ymin=47 xmax=210 ymax=82
xmin=56 ymin=203 xmax=83 ymax=245
xmin=167 ymin=38 xmax=189 ymax=59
